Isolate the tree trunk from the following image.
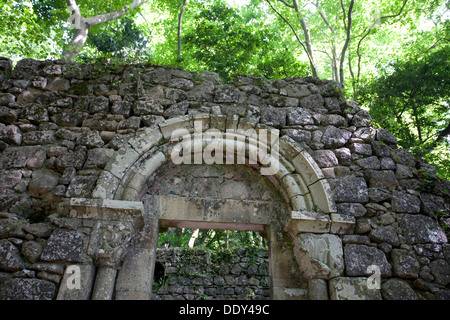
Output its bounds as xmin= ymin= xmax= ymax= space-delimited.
xmin=339 ymin=0 xmax=355 ymax=86
xmin=298 ymin=18 xmax=319 ymax=78
xmin=62 ymin=24 xmax=89 ymax=59
xmin=267 ymin=0 xmax=319 ymax=78
xmin=225 ymin=230 xmax=229 ymax=249
xmin=62 ymin=0 xmax=151 ymax=59
xmin=188 ymin=229 xmax=200 ymax=248
xmin=412 ymin=106 xmax=423 ymax=142
xmin=177 ymin=0 xmax=188 ymax=59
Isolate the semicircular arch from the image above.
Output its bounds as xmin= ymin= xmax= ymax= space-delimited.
xmin=91 ymin=115 xmax=336 ymax=215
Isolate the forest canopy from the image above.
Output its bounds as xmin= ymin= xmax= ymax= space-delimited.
xmin=0 ymin=0 xmax=449 ymax=180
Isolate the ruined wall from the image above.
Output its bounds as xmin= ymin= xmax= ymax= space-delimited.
xmin=152 ymin=248 xmax=270 ymax=300
xmin=0 ymin=57 xmax=449 ymax=300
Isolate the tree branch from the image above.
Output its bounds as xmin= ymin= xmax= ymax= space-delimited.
xmin=84 ymin=0 xmax=151 ymax=27
xmin=356 ymin=0 xmax=409 ymax=84
xmin=277 ymin=0 xmax=295 ymax=9
xmin=340 ymin=0 xmax=347 ymax=31
xmin=266 ymin=0 xmax=319 ymax=77
xmin=315 ymin=4 xmax=338 ymax=81
xmin=339 ymin=0 xmax=354 ymax=86
xmin=66 ymin=0 xmax=81 ymax=15
xmin=63 ymin=0 xmax=151 ymax=59
xmin=177 ymin=0 xmax=188 ymax=59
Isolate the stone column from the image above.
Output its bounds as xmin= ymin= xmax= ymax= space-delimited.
xmin=91 ymin=267 xmax=118 ymax=300
xmin=61 ymin=198 xmax=145 ymax=300
xmin=269 ymin=226 xmax=308 ymax=300
xmin=90 ymin=229 xmax=130 ymax=300
xmin=115 ymin=196 xmax=159 ymax=300
xmin=308 ymin=278 xmax=329 ymax=300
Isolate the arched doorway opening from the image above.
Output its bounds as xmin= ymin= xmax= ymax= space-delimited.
xmin=115 ymin=162 xmax=307 ymax=300
xmin=67 ymin=117 xmax=342 ymax=300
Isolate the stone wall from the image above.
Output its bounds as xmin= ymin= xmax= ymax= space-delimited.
xmin=0 ymin=57 xmax=448 ymax=300
xmin=152 ymin=248 xmax=270 ymax=300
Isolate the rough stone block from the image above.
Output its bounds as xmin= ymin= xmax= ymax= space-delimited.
xmin=368 ymin=226 xmax=400 ymax=247
xmin=381 ymin=278 xmax=418 ymax=300
xmin=0 ymin=169 xmax=22 ymax=188
xmin=85 ymin=148 xmax=115 ymax=169
xmin=420 ymin=193 xmax=446 ymax=217
xmin=0 ymin=106 xmax=19 ymax=124
xmin=41 ymin=230 xmax=85 ymax=263
xmin=133 ymin=98 xmax=164 ymax=116
xmin=28 ymin=169 xmax=61 ymax=198
xmin=22 ymin=130 xmax=56 ymax=145
xmin=23 ymin=223 xmax=53 ymax=238
xmin=344 ymin=244 xmax=392 ymax=277
xmin=334 ymin=175 xmax=369 ymax=204
xmin=282 ymin=128 xmax=311 ymax=143
xmin=356 ymin=156 xmax=380 ymax=170
xmin=313 ymin=150 xmax=339 ymax=168
xmin=22 ymin=240 xmax=43 ymax=263
xmin=214 ymin=85 xmax=241 ymax=103
xmin=20 ymin=104 xmax=49 ymax=124
xmin=329 ymin=277 xmax=382 ymax=300
xmin=0 ymin=188 xmax=19 ymax=212
xmin=392 ymin=191 xmax=421 ymax=214
xmin=398 ymin=214 xmax=447 ymax=244
xmin=429 ymin=259 xmax=450 ymax=286
xmin=322 ymin=126 xmax=350 ymax=148
xmin=299 ymin=94 xmax=324 ymax=109
xmin=76 ymin=130 xmax=104 ymax=149
xmin=376 ymin=129 xmax=398 ymax=145
xmin=337 ymin=203 xmax=367 ymax=217
xmin=287 ymin=108 xmax=314 ymax=125
xmin=391 ymin=249 xmax=420 ymax=279
xmin=261 ymin=107 xmax=287 ymax=127
xmin=0 ymin=278 xmax=56 ymax=300
xmin=0 ymin=239 xmax=25 ymax=271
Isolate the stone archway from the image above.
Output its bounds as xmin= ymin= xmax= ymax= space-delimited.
xmin=64 ymin=115 xmax=352 ymax=300
xmin=137 ymin=161 xmax=303 ymax=300
xmin=91 ymin=115 xmax=336 ymax=214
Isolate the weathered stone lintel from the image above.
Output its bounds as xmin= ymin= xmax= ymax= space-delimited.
xmin=69 ymin=198 xmax=144 ymax=221
xmin=156 ymin=195 xmax=276 ymax=226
